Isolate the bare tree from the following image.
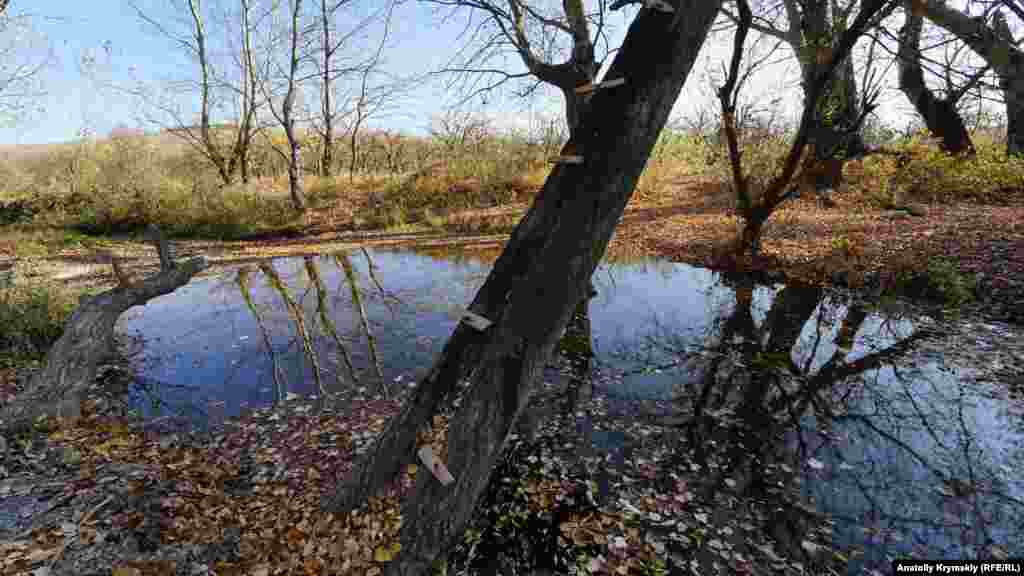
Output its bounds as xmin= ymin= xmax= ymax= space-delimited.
xmin=914 ymin=0 xmax=1024 ymax=156
xmin=896 ymin=1 xmax=976 ymax=156
xmin=126 ymin=0 xmax=267 ymax=185
xmin=0 ymin=2 xmax=51 ymax=126
xmin=314 ymin=0 xmax=378 ymax=177
xmin=282 ymin=0 xmax=308 ymax=211
xmin=324 ymin=1 xmax=725 ymax=572
xmin=345 ymin=1 xmax=407 ymax=182
xmin=689 ymin=28 xmax=789 ymax=165
xmin=260 ymin=0 xmax=309 ymax=211
xmin=315 ymin=0 xmax=350 ymax=177
xmin=425 ymin=0 xmax=618 ymax=138
xmin=231 ymin=0 xmax=263 ymax=182
xmin=718 ymin=0 xmax=898 ymax=257
xmin=721 ymin=0 xmax=896 ymax=198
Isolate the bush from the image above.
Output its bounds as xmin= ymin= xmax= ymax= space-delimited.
xmin=854 ymin=133 xmax=1024 ymax=207
xmin=0 ymin=281 xmax=77 ymax=361
xmin=890 ymin=257 xmax=977 ymax=307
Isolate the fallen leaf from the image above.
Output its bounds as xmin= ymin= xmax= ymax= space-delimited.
xmin=374 ymin=542 xmax=401 ymax=562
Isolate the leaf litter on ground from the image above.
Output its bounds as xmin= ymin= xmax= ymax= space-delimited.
xmin=0 ymin=353 xmax=854 ymax=576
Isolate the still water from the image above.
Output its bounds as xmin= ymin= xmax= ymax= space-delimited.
xmin=118 ymin=247 xmax=1024 ymax=572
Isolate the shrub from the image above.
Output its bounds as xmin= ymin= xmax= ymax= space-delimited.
xmin=890 ymin=257 xmax=977 ymax=307
xmin=0 ymin=280 xmax=77 ymax=361
xmin=856 ymin=134 xmax=1024 ymax=207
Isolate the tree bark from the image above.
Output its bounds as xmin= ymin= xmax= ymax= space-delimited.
xmin=283 ymin=0 xmax=307 ymax=212
xmin=233 ymin=0 xmax=260 ymax=185
xmin=324 ymin=1 xmax=725 ymax=573
xmin=319 ymin=0 xmax=334 ymax=177
xmin=917 ymin=0 xmax=1024 ymax=156
xmin=188 ymin=0 xmax=233 ymax=186
xmin=735 ymin=0 xmax=897 ymax=258
xmin=0 ymin=257 xmax=210 ymax=434
xmin=780 ymin=0 xmax=871 ymax=189
xmin=897 ymin=7 xmax=975 ymax=156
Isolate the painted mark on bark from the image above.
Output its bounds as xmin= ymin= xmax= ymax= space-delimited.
xmin=417 ymin=446 xmax=455 ymax=486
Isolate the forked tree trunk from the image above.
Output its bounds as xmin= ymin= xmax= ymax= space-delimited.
xmin=734 ymin=0 xmax=895 ymax=259
xmin=0 ymin=255 xmax=209 ymax=434
xmin=898 ymin=9 xmax=975 ymax=156
xmin=791 ymin=0 xmax=869 ymax=168
xmin=323 ymin=2 xmax=725 ymax=573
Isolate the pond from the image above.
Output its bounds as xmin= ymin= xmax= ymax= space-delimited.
xmin=117 ymin=247 xmax=1024 ymax=572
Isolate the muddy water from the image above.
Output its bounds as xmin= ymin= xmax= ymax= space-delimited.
xmin=118 ymin=246 xmax=1024 ymax=571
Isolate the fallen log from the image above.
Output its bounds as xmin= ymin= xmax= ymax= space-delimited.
xmin=0 ymin=227 xmax=208 ymax=434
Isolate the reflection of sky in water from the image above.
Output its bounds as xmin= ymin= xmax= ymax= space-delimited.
xmin=119 ymin=247 xmax=1024 ymax=570
xmin=783 ymin=301 xmax=1023 ymax=568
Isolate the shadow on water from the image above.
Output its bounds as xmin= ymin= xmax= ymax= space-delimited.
xmin=117 ymin=246 xmax=1023 ymax=572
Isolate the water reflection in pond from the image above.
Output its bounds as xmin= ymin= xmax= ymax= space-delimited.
xmin=119 ymin=247 xmax=1023 ymax=571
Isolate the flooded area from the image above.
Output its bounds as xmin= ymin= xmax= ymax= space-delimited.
xmin=116 ymin=247 xmax=1024 ymax=573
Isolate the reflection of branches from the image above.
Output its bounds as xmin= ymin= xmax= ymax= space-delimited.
xmin=955 ymin=384 xmax=997 ymax=546
xmin=260 ymin=262 xmax=325 ymax=397
xmin=776 ymin=326 xmax=942 ymax=415
xmin=839 ymin=412 xmax=948 ymax=483
xmin=801 ymin=297 xmax=831 ymax=375
xmin=237 ymin=267 xmax=287 ymax=400
xmin=304 ymin=257 xmax=358 ymax=388
xmin=133 ymin=374 xmax=207 ymax=419
xmin=336 ymin=253 xmax=386 ymax=396
xmin=685 ymin=274 xmax=1022 ymax=557
xmin=360 ymin=248 xmax=403 ymax=317
xmin=890 ymin=364 xmax=949 ymax=452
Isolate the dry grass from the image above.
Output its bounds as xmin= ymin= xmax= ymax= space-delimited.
xmin=2 ymin=124 xmax=1022 ymax=311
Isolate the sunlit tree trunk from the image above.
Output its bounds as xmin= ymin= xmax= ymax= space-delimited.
xmin=324 ymin=2 xmax=726 ymax=572
xmin=281 ymin=0 xmax=307 ymax=211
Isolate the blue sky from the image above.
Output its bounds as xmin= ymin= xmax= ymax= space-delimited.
xmin=0 ymin=1 xmax=974 ymax=146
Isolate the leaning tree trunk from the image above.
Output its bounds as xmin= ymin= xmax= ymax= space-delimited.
xmin=324 ymin=1 xmax=725 ymax=573
xmin=0 ymin=235 xmax=208 ymax=434
xmin=898 ymin=8 xmax=975 ymax=156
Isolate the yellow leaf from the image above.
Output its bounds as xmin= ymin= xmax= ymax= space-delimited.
xmin=374 ymin=542 xmax=401 ymax=562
